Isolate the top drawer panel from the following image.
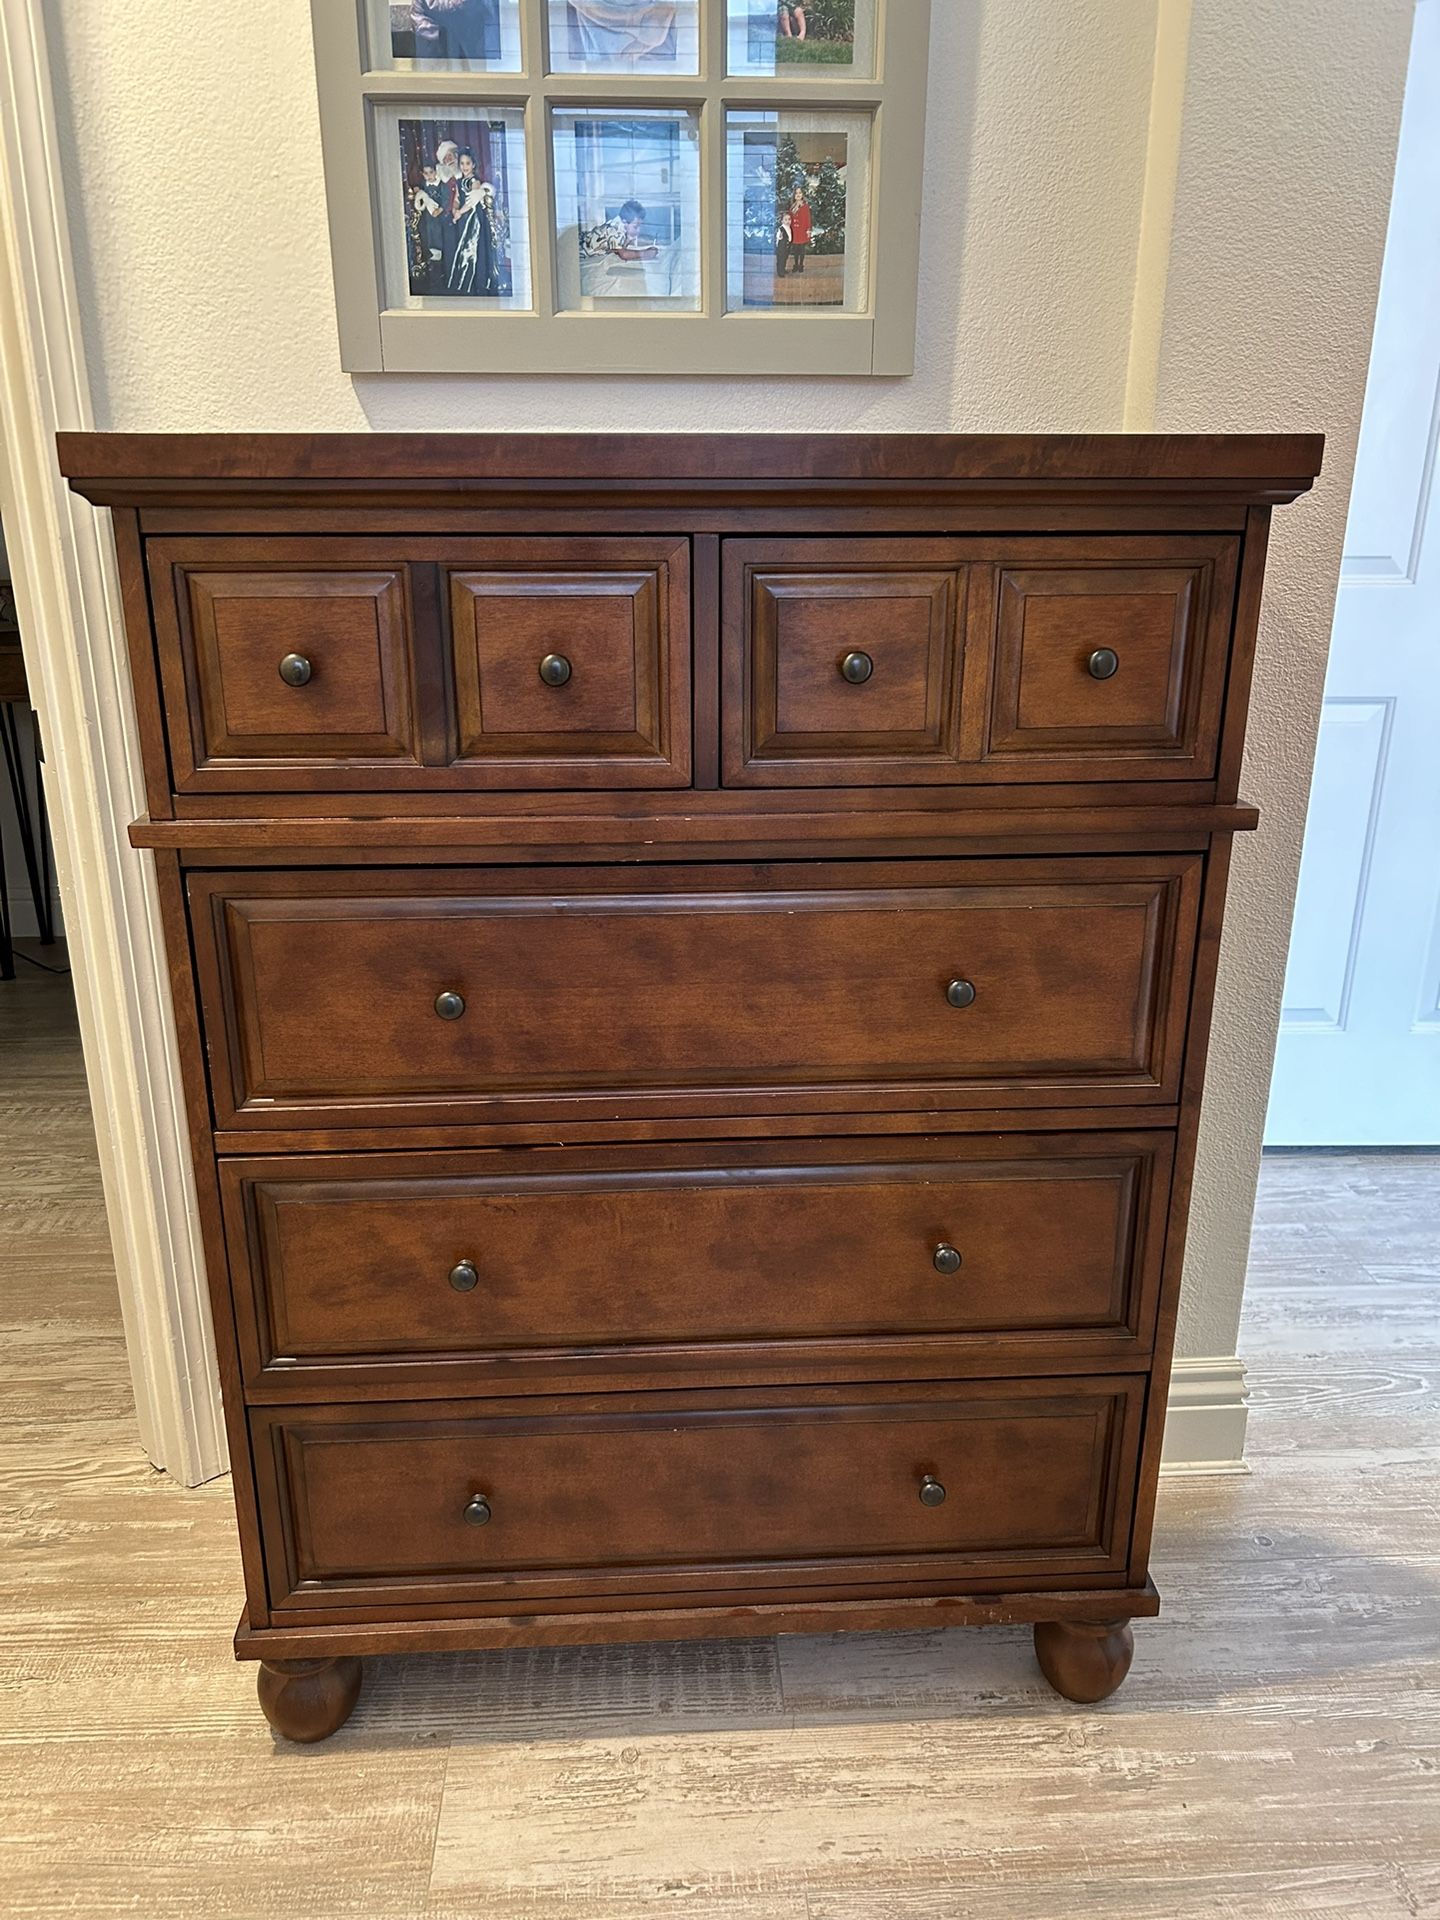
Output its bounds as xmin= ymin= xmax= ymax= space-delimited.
xmin=146 ymin=537 xmax=691 ymax=793
xmin=723 ymin=536 xmax=1239 ymax=787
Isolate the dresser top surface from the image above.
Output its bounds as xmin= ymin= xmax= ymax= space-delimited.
xmin=57 ymin=431 xmax=1324 ymax=505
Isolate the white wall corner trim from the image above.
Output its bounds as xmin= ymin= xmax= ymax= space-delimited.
xmin=1123 ymin=0 xmax=1194 ymax=432
xmin=0 ymin=0 xmax=226 ymax=1485
xmin=1160 ymin=1355 xmax=1251 ymax=1475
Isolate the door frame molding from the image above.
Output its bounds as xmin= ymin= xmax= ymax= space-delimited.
xmin=0 ymin=0 xmax=226 ymax=1483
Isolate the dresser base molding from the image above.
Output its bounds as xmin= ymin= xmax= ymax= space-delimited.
xmin=236 ymin=1580 xmax=1160 ymax=1663
xmin=244 ymin=1593 xmax=1151 ymax=1738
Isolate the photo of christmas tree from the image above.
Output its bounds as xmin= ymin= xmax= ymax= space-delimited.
xmin=739 ymin=127 xmax=848 ymax=307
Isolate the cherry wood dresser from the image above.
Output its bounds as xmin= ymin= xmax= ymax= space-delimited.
xmin=60 ymin=433 xmax=1321 ymax=1741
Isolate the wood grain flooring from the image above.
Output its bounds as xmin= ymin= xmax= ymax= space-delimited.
xmin=2 ymin=961 xmax=1437 ymax=1918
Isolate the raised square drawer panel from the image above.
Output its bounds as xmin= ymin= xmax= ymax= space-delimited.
xmin=223 ymin=1132 xmax=1175 ymax=1394
xmin=253 ymin=1378 xmax=1145 ymax=1611
xmin=146 ymin=536 xmax=690 ymax=792
xmin=190 ymin=855 xmax=1201 ymax=1131
xmin=445 ymin=537 xmax=691 ymax=787
xmin=723 ymin=536 xmax=1238 ymax=785
xmin=723 ymin=540 xmax=968 ymax=785
xmin=148 ymin=541 xmax=422 ymax=788
xmin=978 ymin=536 xmax=1240 ymax=779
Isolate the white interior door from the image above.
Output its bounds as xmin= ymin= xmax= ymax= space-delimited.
xmin=1266 ymin=0 xmax=1440 ymax=1147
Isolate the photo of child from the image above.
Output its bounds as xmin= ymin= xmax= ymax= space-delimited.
xmin=738 ymin=127 xmax=849 ymax=307
xmin=386 ymin=0 xmax=521 ymax=67
xmin=553 ymin=109 xmax=702 ymax=310
xmin=398 ymin=115 xmax=523 ymax=301
xmin=735 ymin=0 xmax=862 ymax=70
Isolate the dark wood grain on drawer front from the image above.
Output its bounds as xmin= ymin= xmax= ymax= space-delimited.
xmin=190 ymin=856 xmax=1202 ymax=1131
xmin=147 ymin=535 xmax=690 ymax=793
xmin=149 ymin=545 xmax=422 ymax=787
xmin=445 ymin=537 xmax=690 ymax=787
xmin=723 ymin=536 xmax=1237 ymax=786
xmin=978 ymin=537 xmax=1238 ymax=778
xmin=222 ymin=1132 xmax=1175 ymax=1392
xmin=254 ymin=1378 xmax=1144 ymax=1611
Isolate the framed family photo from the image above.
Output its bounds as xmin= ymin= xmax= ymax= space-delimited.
xmin=548 ymin=0 xmax=702 ymax=74
xmin=726 ymin=109 xmax=871 ymax=313
xmin=310 ymin=0 xmax=931 ymax=373
xmin=726 ymin=0 xmax=877 ymax=76
xmin=552 ymin=108 xmax=702 ymax=310
xmin=373 ymin=0 xmax=524 ymax=70
xmin=375 ymin=104 xmax=532 ymax=307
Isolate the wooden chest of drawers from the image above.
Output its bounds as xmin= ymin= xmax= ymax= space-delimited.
xmin=60 ymin=431 xmax=1321 ymax=1741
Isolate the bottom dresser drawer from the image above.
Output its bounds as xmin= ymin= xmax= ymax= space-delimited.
xmin=255 ymin=1378 xmax=1144 ymax=1613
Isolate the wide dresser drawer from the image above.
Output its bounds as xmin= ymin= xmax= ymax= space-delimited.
xmin=147 ymin=536 xmax=693 ymax=793
xmin=192 ymin=856 xmax=1201 ymax=1130
xmin=224 ymin=1133 xmax=1173 ymax=1392
xmin=254 ymin=1377 xmax=1144 ymax=1612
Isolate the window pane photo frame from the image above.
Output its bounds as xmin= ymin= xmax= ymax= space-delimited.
xmin=310 ymin=0 xmax=931 ymax=373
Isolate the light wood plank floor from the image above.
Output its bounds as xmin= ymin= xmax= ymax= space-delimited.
xmin=2 ymin=963 xmax=1438 ymax=1918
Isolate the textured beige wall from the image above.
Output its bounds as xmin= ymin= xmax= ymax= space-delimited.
xmin=1153 ymin=0 xmax=1414 ymax=1356
xmin=41 ymin=0 xmax=1414 ymax=1367
xmin=47 ymin=1 xmax=1157 ymax=432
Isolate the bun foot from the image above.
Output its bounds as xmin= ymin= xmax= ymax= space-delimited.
xmin=257 ymin=1657 xmax=363 ymax=1742
xmin=1033 ymin=1619 xmax=1134 ymax=1703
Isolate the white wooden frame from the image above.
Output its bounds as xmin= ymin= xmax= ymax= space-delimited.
xmin=0 ymin=0 xmax=226 ymax=1485
xmin=311 ymin=0 xmax=931 ymax=373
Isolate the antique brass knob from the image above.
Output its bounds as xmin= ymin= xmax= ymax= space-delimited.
xmin=945 ymin=978 xmax=976 ymax=1009
xmin=839 ymin=651 xmax=874 ymax=684
xmin=919 ymin=1475 xmax=947 ymax=1508
xmin=278 ymin=653 xmax=312 ymax=687
xmin=932 ymin=1243 xmax=962 ymax=1276
xmin=434 ymin=990 xmax=466 ymax=1021
xmin=449 ymin=1260 xmax=479 ymax=1293
xmin=463 ymin=1493 xmax=493 ymax=1527
xmin=539 ymin=653 xmax=572 ymax=687
xmin=1087 ymin=648 xmax=1120 ymax=680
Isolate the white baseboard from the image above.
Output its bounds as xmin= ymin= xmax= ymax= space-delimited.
xmin=1159 ymin=1355 xmax=1250 ymax=1475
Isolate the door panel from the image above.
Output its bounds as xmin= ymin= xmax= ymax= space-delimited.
xmin=1268 ymin=0 xmax=1440 ymax=1143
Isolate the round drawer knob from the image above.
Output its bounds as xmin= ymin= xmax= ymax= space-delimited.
xmin=449 ymin=1259 xmax=479 ymax=1293
xmin=538 ymin=653 xmax=572 ymax=687
xmin=918 ymin=1475 xmax=947 ymax=1508
xmin=932 ymin=1243 xmax=963 ymax=1276
xmin=1087 ymin=648 xmax=1120 ymax=681
xmin=434 ymin=990 xmax=466 ymax=1021
xmin=278 ymin=653 xmax=312 ymax=687
xmin=945 ymin=978 xmax=976 ymax=1010
xmin=463 ymin=1493 xmax=493 ymax=1527
xmin=839 ymin=651 xmax=874 ymax=685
